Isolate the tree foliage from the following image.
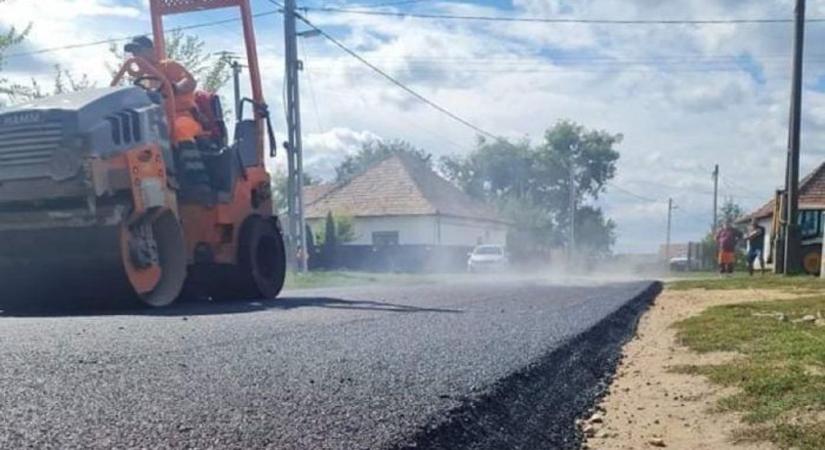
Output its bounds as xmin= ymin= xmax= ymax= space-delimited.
xmin=7 ymin=65 xmax=94 ymax=102
xmin=316 ymin=212 xmax=355 ymax=246
xmin=335 ymin=140 xmax=431 ymax=183
xmin=271 ymin=169 xmax=318 ymax=215
xmin=323 ymin=211 xmax=337 ymax=249
xmin=717 ymin=198 xmax=744 ymax=228
xmin=441 ymin=120 xmax=621 ymax=257
xmin=0 ymin=13 xmax=31 ymax=105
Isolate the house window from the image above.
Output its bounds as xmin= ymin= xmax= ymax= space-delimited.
xmin=799 ymin=210 xmax=823 ymax=239
xmin=372 ymin=231 xmax=399 ymax=246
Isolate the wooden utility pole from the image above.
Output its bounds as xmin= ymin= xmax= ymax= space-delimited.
xmin=783 ymin=0 xmax=806 ymax=274
xmin=568 ymin=164 xmax=576 ymax=263
xmin=666 ymin=198 xmax=674 ymax=261
xmin=284 ymin=0 xmax=308 ymax=272
xmin=712 ymin=164 xmax=719 ymax=231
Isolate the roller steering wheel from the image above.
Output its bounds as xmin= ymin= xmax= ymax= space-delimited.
xmin=133 ymin=75 xmax=166 ymax=95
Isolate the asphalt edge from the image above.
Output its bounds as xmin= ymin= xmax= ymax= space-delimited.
xmin=392 ymin=280 xmax=663 ymax=450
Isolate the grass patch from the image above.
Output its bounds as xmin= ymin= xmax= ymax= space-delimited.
xmin=668 ymin=273 xmax=824 ymax=293
xmin=283 ymin=271 xmax=441 ymax=290
xmin=673 ymin=295 xmax=825 ymax=449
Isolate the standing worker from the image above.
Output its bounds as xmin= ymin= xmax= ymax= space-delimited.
xmin=745 ymin=218 xmax=766 ymax=276
xmin=716 ymin=221 xmax=740 ymax=274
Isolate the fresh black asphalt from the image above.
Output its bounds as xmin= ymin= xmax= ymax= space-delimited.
xmin=0 ymin=278 xmax=658 ymax=449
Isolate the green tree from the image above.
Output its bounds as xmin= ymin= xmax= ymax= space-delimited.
xmin=324 ymin=211 xmax=337 ymax=247
xmin=0 ymin=10 xmax=30 ymax=105
xmin=315 ymin=212 xmax=355 ymax=245
xmin=271 ymin=169 xmax=317 ymax=215
xmin=441 ymin=138 xmax=533 ymax=201
xmin=717 ymin=198 xmax=744 ymax=229
xmin=335 ymin=140 xmax=431 ymax=183
xmin=332 ymin=215 xmax=355 ymax=243
xmin=575 ymin=206 xmax=617 ymax=256
xmin=9 ymin=64 xmax=94 ymax=101
xmin=441 ymin=120 xmax=621 ymax=256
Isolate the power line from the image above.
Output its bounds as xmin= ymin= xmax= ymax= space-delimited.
xmin=4 ymin=11 xmax=279 ymax=60
xmin=303 ymin=64 xmax=794 ymax=76
xmin=627 ymin=178 xmax=765 ymax=201
xmin=357 ymin=0 xmax=429 ymax=7
xmin=311 ymin=0 xmax=426 ymax=9
xmin=306 ymin=7 xmax=825 ymax=25
xmin=606 ymin=182 xmax=661 ymax=203
xmin=290 ymin=8 xmax=498 ymax=139
xmin=721 ymin=177 xmax=764 ymax=198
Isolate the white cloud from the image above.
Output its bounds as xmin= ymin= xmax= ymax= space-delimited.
xmin=303 ymin=127 xmax=382 ymax=180
xmin=1 ymin=0 xmax=145 ymax=84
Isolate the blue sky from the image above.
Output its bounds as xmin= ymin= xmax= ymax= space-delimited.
xmin=4 ymin=0 xmax=825 ymax=253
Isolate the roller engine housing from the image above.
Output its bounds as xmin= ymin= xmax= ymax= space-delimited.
xmin=0 ymin=87 xmax=186 ymax=306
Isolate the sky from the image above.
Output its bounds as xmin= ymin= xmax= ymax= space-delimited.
xmin=2 ymin=0 xmax=825 ymax=253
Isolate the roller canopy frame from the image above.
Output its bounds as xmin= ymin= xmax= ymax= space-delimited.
xmin=148 ymin=0 xmax=266 ymax=165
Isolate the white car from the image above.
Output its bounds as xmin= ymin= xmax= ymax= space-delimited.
xmin=467 ymin=245 xmax=509 ymax=273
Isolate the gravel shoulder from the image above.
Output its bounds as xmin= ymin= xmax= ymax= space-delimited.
xmin=583 ymin=288 xmax=806 ymax=450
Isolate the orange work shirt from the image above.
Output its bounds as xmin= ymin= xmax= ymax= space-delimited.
xmin=157 ymin=59 xmax=197 ymax=113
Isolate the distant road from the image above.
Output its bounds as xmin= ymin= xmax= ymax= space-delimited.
xmin=0 ymin=279 xmax=658 ymax=449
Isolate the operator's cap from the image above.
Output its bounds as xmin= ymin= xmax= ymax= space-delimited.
xmin=124 ymin=36 xmax=154 ymax=54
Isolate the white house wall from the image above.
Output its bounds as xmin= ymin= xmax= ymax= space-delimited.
xmin=756 ymin=217 xmax=772 ymax=270
xmin=436 ymin=216 xmax=508 ymax=247
xmin=308 ymin=215 xmax=508 ymax=247
xmin=308 ymin=216 xmax=433 ymax=246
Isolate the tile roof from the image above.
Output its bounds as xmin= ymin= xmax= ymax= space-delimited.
xmin=304 ymin=154 xmax=506 ymax=223
xmin=304 ymin=184 xmax=335 ymax=205
xmin=742 ymin=161 xmax=825 ymax=221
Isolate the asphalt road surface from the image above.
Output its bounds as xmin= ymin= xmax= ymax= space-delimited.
xmin=0 ymin=278 xmax=657 ymax=449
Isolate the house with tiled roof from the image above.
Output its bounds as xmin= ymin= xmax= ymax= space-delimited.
xmin=740 ymin=162 xmax=825 ymax=273
xmin=304 ymin=154 xmax=510 ymax=271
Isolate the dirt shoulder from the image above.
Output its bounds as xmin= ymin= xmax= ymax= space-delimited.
xmin=582 ymin=288 xmax=804 ymax=450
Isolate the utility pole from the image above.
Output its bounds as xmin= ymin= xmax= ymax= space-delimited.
xmin=566 ymin=147 xmax=577 ymax=266
xmin=666 ymin=198 xmax=674 ymax=262
xmin=783 ymin=0 xmax=806 ymax=274
xmin=568 ymin=165 xmax=576 ymax=264
xmin=284 ymin=0 xmax=308 ymax=272
xmin=712 ymin=164 xmax=719 ymax=232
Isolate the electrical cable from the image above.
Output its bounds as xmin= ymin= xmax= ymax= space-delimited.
xmin=305 ymin=7 xmax=825 ymax=25
xmin=606 ymin=182 xmax=661 ymax=203
xmin=356 ymin=0 xmax=429 ymax=8
xmin=288 ymin=7 xmax=499 ymax=139
xmin=5 ymin=10 xmax=279 ymax=60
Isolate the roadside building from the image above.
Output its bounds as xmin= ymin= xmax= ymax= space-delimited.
xmin=739 ymin=162 xmax=825 ymax=274
xmin=304 ymin=154 xmax=510 ymax=272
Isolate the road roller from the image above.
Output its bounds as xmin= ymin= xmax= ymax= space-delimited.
xmin=0 ymin=0 xmax=286 ymax=307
